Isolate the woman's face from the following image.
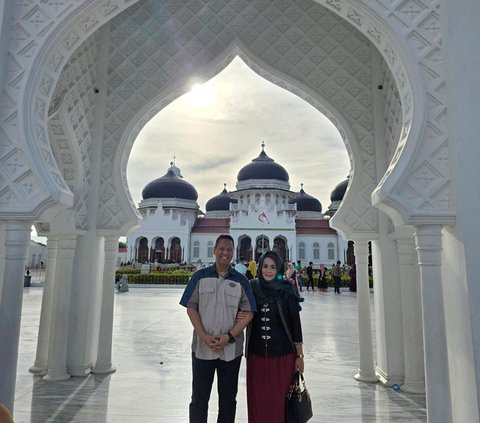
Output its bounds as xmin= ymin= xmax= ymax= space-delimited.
xmin=261 ymin=257 xmax=277 ymax=282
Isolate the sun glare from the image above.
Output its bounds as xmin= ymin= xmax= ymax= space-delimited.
xmin=184 ymin=82 xmax=215 ymax=107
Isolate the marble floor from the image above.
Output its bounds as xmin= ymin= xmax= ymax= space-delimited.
xmin=13 ymin=287 xmax=427 ymax=422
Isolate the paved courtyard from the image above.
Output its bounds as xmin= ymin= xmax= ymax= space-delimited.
xmin=13 ymin=286 xmax=427 ymax=422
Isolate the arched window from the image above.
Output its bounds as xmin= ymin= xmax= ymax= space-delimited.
xmin=154 ymin=238 xmax=165 ymax=262
xmin=299 ymin=242 xmax=305 ymax=260
xmin=170 ymin=237 xmax=182 ymax=263
xmin=207 ymin=241 xmax=214 ymax=258
xmin=138 ymin=237 xmax=149 ymax=263
xmin=193 ymin=241 xmax=200 ymax=258
xmin=313 ymin=242 xmax=320 ymax=260
xmin=328 ymin=242 xmax=335 ymax=260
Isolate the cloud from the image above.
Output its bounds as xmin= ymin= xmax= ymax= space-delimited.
xmin=127 ymin=56 xmax=350 ymax=213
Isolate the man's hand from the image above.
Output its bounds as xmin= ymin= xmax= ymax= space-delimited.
xmin=201 ymin=334 xmax=223 ymax=351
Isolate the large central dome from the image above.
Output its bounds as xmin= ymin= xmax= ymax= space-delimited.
xmin=237 ymin=143 xmax=289 ymax=182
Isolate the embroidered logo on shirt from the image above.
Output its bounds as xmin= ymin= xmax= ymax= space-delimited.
xmin=229 ymin=282 xmax=236 ymax=288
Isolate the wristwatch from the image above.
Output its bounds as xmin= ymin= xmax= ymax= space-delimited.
xmin=227 ymin=331 xmax=236 ymax=344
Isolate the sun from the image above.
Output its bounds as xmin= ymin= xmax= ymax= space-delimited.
xmin=183 ymin=82 xmax=215 ymax=107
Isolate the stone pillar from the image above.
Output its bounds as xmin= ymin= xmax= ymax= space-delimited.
xmin=67 ymin=233 xmax=103 ymax=376
xmin=353 ymin=240 xmax=378 ymax=383
xmin=414 ymin=225 xmax=452 ymax=422
xmin=92 ymin=235 xmax=118 ymax=374
xmin=0 ymin=221 xmax=32 ymax=411
xmin=29 ymin=236 xmax=58 ymax=374
xmin=44 ymin=235 xmax=77 ymax=381
xmin=396 ymin=234 xmax=425 ymax=393
xmin=371 ymin=217 xmax=404 ymax=387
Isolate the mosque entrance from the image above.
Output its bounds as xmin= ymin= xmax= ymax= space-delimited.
xmin=273 ymin=237 xmax=288 ymax=263
xmin=238 ymin=236 xmax=253 ymax=262
xmin=152 ymin=238 xmax=166 ymax=263
xmin=169 ymin=237 xmax=182 ymax=263
xmin=255 ymin=236 xmax=270 ymax=262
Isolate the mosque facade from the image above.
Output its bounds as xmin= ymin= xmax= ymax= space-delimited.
xmin=126 ymin=144 xmax=349 ymax=267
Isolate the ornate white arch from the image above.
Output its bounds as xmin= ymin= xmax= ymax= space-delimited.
xmin=3 ymin=0 xmax=453 ymax=229
xmin=113 ymin=41 xmax=365 ymax=230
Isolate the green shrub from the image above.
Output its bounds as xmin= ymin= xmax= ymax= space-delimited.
xmin=115 ymin=269 xmax=193 ymax=284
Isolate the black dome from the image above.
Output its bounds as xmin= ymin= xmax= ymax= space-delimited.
xmin=330 ymin=176 xmax=349 ymax=202
xmin=237 ymin=148 xmax=289 ymax=182
xmin=205 ymin=187 xmax=237 ymax=211
xmin=289 ymin=188 xmax=322 ymax=212
xmin=142 ymin=169 xmax=198 ymax=201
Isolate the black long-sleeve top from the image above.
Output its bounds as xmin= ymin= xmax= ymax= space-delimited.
xmin=247 ymin=288 xmax=303 ymax=357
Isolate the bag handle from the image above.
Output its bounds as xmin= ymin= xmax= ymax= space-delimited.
xmin=277 ymin=298 xmax=296 ymax=354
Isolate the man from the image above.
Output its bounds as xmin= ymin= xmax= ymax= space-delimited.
xmin=180 ymin=234 xmax=256 ymax=423
xmin=333 ymin=260 xmax=342 ymax=294
xmin=234 ymin=256 xmax=247 ymax=276
xmin=306 ymin=261 xmax=314 ymax=291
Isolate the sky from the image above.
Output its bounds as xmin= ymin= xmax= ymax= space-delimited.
xmin=32 ymin=56 xmax=350 ymax=242
xmin=127 ymin=56 xmax=350 ymax=213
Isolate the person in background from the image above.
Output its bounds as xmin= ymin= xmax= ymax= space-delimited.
xmin=317 ymin=265 xmax=323 ymax=289
xmin=234 ymin=256 xmax=247 ymax=276
xmin=180 ymin=234 xmax=256 ymax=423
xmin=306 ymin=261 xmax=314 ymax=291
xmin=246 ymin=251 xmax=304 ymax=423
xmin=246 ymin=259 xmax=257 ymax=280
xmin=349 ymin=263 xmax=357 ymax=292
xmin=285 ymin=262 xmax=299 ymax=295
xmin=333 ymin=260 xmax=342 ymax=294
xmin=295 ymin=260 xmax=303 ymax=291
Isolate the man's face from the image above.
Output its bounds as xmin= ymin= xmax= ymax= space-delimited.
xmin=214 ymin=238 xmax=234 ymax=267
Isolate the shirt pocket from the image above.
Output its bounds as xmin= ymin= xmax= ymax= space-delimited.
xmin=199 ymin=283 xmax=215 ymax=297
xmin=225 ymin=284 xmax=241 ymax=308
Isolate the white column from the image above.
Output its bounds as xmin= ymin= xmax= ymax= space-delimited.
xmin=44 ymin=235 xmax=77 ymax=381
xmin=414 ymin=225 xmax=452 ymax=423
xmin=29 ymin=236 xmax=58 ymax=374
xmin=0 ymin=220 xmax=32 ymax=411
xmin=371 ymin=220 xmax=404 ymax=387
xmin=67 ymin=233 xmax=103 ymax=376
xmin=353 ymin=240 xmax=378 ymax=382
xmin=92 ymin=235 xmax=118 ymax=374
xmin=396 ymin=236 xmax=425 ymax=393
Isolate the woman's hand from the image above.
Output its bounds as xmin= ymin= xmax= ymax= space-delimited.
xmin=236 ymin=310 xmax=247 ymax=322
xmin=295 ymin=357 xmax=304 ymax=374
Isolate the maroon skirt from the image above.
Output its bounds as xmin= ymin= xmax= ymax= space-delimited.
xmin=247 ymin=353 xmax=296 ymax=423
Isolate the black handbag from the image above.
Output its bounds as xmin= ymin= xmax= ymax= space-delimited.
xmin=285 ymin=371 xmax=313 ymax=423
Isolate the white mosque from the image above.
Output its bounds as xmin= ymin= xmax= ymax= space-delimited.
xmin=126 ymin=143 xmax=349 ymax=267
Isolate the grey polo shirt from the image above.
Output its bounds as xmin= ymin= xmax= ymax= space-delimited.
xmin=180 ymin=265 xmax=256 ymax=362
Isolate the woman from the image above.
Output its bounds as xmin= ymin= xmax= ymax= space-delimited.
xmin=285 ymin=262 xmax=299 ymax=294
xmin=246 ymin=259 xmax=257 ymax=280
xmin=246 ymin=251 xmax=304 ymax=423
xmin=349 ymin=264 xmax=357 ymax=292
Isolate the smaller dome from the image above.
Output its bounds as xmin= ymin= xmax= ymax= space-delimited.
xmin=205 ymin=185 xmax=237 ymax=211
xmin=142 ymin=168 xmax=198 ymax=201
xmin=289 ymin=186 xmax=322 ymax=212
xmin=330 ymin=176 xmax=349 ymax=202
